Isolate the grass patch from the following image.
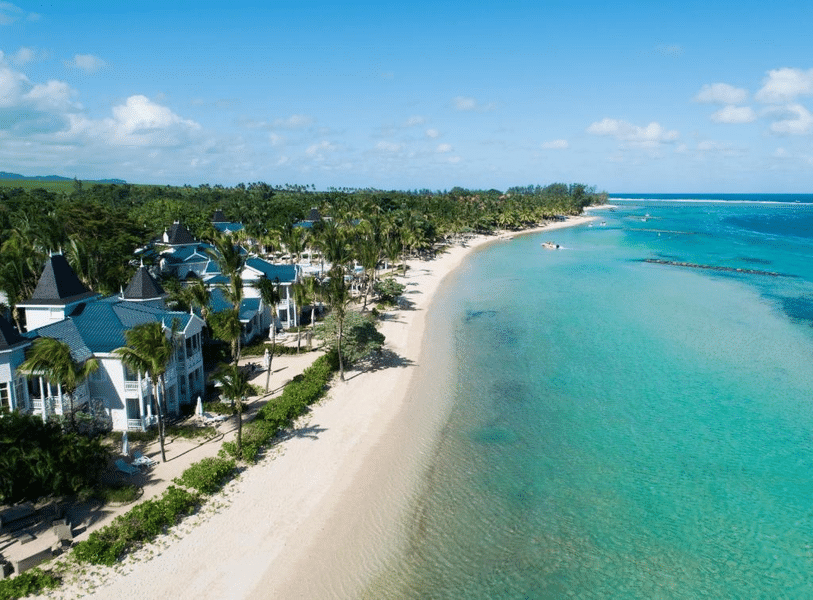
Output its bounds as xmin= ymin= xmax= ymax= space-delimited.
xmin=95 ymin=482 xmax=140 ymax=504
xmin=165 ymin=424 xmax=218 ymax=441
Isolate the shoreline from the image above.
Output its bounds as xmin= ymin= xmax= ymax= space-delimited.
xmin=35 ymin=214 xmax=595 ymax=600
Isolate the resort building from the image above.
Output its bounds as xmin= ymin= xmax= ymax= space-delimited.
xmin=0 ymin=314 xmax=31 ymax=413
xmin=155 ymin=221 xmax=301 ymax=341
xmin=6 ymin=256 xmax=205 ymax=431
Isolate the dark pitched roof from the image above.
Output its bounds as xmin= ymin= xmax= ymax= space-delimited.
xmin=165 ymin=222 xmax=196 ymax=245
xmin=212 ymin=209 xmax=227 ymax=223
xmin=306 ymin=207 xmax=322 ymax=222
xmin=0 ymin=313 xmax=27 ymax=351
xmin=20 ymin=254 xmax=97 ymax=306
xmin=123 ymin=266 xmax=165 ymax=300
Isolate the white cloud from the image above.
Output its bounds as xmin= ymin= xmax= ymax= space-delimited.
xmin=695 ymin=83 xmax=748 ymax=104
xmin=64 ymin=95 xmax=201 ymax=147
xmin=768 ymin=103 xmax=813 ymax=135
xmin=586 ymin=118 xmax=679 ymax=145
xmin=436 ymin=143 xmax=452 ymax=153
xmin=10 ymin=47 xmax=46 ymax=66
xmin=67 ymin=54 xmax=107 ymax=73
xmin=426 ymin=128 xmax=439 ymax=138
xmin=452 ymin=96 xmax=494 ymax=112
xmin=273 ymin=114 xmax=314 ymax=129
xmin=268 ymin=132 xmax=284 ymax=146
xmin=541 ymin=139 xmax=569 ymax=149
xmin=25 ymin=80 xmax=79 ymax=112
xmin=405 ymin=115 xmax=425 ymax=127
xmin=453 ymin=96 xmax=476 ymax=111
xmin=0 ymin=2 xmax=23 ymax=25
xmin=0 ymin=65 xmax=81 ymax=133
xmin=710 ymin=105 xmax=756 ymax=124
xmin=305 ymin=140 xmax=337 ymax=156
xmin=755 ymin=68 xmax=813 ymax=103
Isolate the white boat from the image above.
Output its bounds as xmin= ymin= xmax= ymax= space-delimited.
xmin=542 ymin=241 xmax=560 ymax=249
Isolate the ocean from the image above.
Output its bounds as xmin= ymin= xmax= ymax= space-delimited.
xmin=363 ymin=196 xmax=813 ymax=599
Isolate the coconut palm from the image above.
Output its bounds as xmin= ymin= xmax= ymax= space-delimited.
xmin=212 ymin=364 xmax=251 ymax=459
xmin=324 ymin=265 xmax=351 ymax=381
xmin=255 ymin=277 xmax=281 ymax=392
xmin=114 ymin=321 xmax=176 ymax=463
xmin=291 ymin=279 xmax=310 ymax=353
xmin=18 ymin=337 xmax=99 ymax=432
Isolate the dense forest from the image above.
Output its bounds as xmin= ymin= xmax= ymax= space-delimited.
xmin=0 ymin=180 xmax=605 ymax=326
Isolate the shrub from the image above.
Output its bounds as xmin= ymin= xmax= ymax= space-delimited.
xmin=0 ymin=412 xmax=107 ymax=504
xmin=0 ymin=569 xmax=60 ymax=600
xmin=373 ymin=277 xmax=406 ymax=304
xmin=73 ymin=486 xmax=199 ymax=565
xmin=174 ymin=457 xmax=236 ymax=494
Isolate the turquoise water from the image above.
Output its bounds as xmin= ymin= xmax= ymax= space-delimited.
xmin=365 ymin=199 xmax=813 ymax=599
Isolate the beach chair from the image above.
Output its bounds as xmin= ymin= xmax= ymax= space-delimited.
xmin=132 ymin=450 xmax=157 ymax=468
xmin=115 ymin=458 xmax=140 ymax=476
xmin=202 ymin=411 xmax=228 ymax=424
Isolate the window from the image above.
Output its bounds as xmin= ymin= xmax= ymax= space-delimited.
xmin=124 ymin=365 xmax=138 ymax=382
xmin=126 ymin=397 xmax=140 ymax=418
xmin=0 ymin=382 xmax=9 ymax=410
xmin=14 ymin=377 xmax=26 ymax=409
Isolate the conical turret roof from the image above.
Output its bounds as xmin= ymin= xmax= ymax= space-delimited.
xmin=123 ymin=265 xmax=165 ymax=301
xmin=21 ymin=254 xmax=97 ymax=306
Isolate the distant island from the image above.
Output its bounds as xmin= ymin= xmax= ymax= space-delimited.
xmin=0 ymin=171 xmax=126 ymax=184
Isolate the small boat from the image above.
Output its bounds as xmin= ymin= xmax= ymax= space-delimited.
xmin=542 ymin=241 xmax=560 ymax=249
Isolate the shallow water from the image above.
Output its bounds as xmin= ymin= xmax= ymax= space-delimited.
xmin=364 ymin=200 xmax=813 ymax=599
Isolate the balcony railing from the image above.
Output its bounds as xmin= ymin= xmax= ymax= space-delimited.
xmin=124 ymin=381 xmax=139 ymax=393
xmin=127 ymin=418 xmax=144 ymax=431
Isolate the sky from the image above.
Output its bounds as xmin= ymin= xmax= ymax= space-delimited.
xmin=2 ymin=0 xmax=813 ymax=192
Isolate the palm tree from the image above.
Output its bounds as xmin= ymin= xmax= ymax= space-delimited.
xmin=212 ymin=364 xmax=251 ymax=459
xmin=208 ymin=233 xmax=246 ymax=366
xmin=18 ymin=337 xmax=99 ymax=431
xmin=324 ymin=265 xmax=351 ymax=381
xmin=255 ymin=277 xmax=281 ymax=392
xmin=114 ymin=321 xmax=176 ymax=463
xmin=291 ymin=279 xmax=309 ymax=353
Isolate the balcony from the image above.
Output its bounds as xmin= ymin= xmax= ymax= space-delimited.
xmin=127 ymin=418 xmax=145 ymax=431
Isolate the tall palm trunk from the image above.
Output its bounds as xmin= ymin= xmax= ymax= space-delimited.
xmin=154 ymin=378 xmax=167 ymax=463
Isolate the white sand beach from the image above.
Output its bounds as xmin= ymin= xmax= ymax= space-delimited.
xmin=30 ymin=215 xmax=594 ymax=600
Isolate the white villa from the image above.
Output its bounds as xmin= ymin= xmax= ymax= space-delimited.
xmin=1 ymin=254 xmax=205 ymax=431
xmin=157 ymin=221 xmax=301 ymax=341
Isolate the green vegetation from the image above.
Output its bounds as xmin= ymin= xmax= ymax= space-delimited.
xmin=373 ymin=277 xmax=406 ymax=305
xmin=174 ymin=457 xmax=237 ymax=494
xmin=316 ymin=311 xmax=385 ymax=365
xmin=0 ymin=412 xmax=106 ymax=503
xmin=72 ymin=485 xmax=199 ymax=565
xmin=0 ymin=568 xmax=60 ymax=600
xmin=95 ymin=482 xmax=140 ymax=504
xmin=222 ymin=351 xmax=338 ymax=463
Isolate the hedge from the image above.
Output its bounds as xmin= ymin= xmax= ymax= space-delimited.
xmin=72 ymin=485 xmax=200 ymax=565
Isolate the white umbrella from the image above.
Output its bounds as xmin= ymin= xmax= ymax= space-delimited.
xmin=195 ymin=396 xmax=204 ymax=417
xmin=121 ymin=431 xmax=130 ymax=456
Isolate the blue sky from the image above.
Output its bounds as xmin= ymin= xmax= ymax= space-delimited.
xmin=2 ymin=0 xmax=813 ymax=192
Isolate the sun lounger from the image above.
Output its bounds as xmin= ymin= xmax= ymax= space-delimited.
xmin=115 ymin=458 xmax=140 ymax=476
xmin=132 ymin=450 xmax=157 ymax=468
xmin=202 ymin=412 xmax=228 ymax=424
